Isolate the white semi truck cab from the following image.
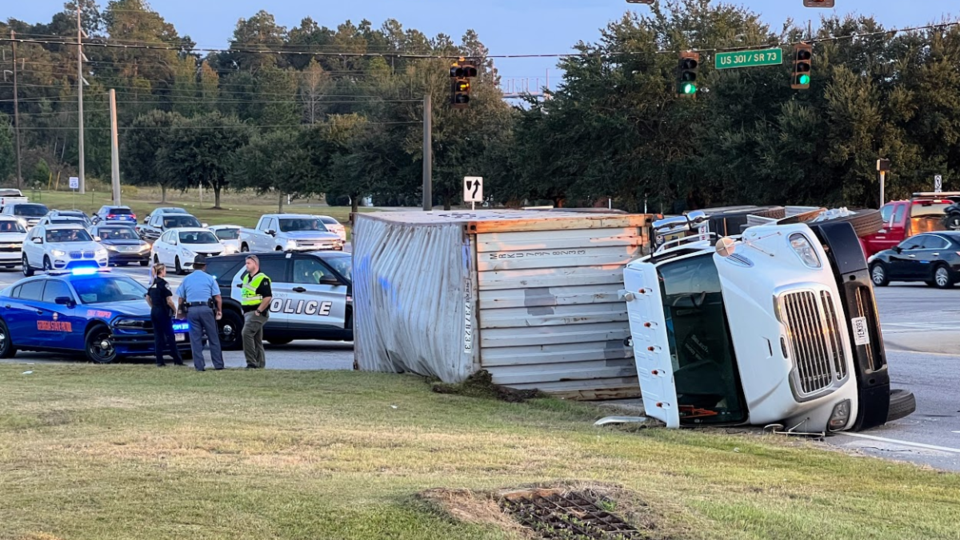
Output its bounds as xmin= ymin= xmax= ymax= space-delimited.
xmin=623 ymin=210 xmax=911 ymax=433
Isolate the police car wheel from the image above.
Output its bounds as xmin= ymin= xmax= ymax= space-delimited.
xmin=218 ymin=310 xmax=244 ymax=351
xmin=21 ymin=254 xmax=33 ymax=277
xmin=85 ymin=325 xmax=117 ymax=364
xmin=0 ymin=319 xmax=16 ymax=359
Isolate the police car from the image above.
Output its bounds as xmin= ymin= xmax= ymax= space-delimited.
xmin=0 ymin=268 xmax=191 ymax=363
xmin=205 ymin=251 xmax=352 ymax=349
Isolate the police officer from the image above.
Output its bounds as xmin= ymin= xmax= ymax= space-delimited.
xmin=145 ymin=263 xmax=184 ymax=368
xmin=240 ymin=254 xmax=273 ymax=369
xmin=176 ymin=255 xmax=224 ymax=371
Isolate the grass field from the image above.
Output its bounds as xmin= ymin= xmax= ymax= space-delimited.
xmin=1 ymin=365 xmax=958 ymax=540
xmin=24 ymin=188 xmax=366 ymax=236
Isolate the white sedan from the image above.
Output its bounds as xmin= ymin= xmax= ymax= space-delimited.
xmin=318 ymin=215 xmax=347 ymax=242
xmin=208 ymin=225 xmax=242 ymax=255
xmin=151 ymin=228 xmax=224 ymax=274
xmin=0 ymin=217 xmax=27 ymax=269
xmin=22 ymin=224 xmax=108 ymax=276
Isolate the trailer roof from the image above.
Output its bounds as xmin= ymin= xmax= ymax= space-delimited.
xmin=356 ymin=210 xmax=650 ymax=234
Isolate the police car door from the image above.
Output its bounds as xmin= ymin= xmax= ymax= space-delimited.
xmin=287 ymin=254 xmax=348 ymax=333
xmin=246 ymin=255 xmax=292 ymax=330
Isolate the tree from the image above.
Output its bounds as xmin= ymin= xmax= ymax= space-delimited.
xmin=161 ymin=112 xmax=252 ymax=209
xmin=123 ymin=110 xmax=185 ymax=202
xmin=32 ymin=159 xmax=51 ymax=186
xmin=0 ymin=114 xmax=15 ymax=184
xmin=231 ymin=129 xmax=315 ymax=212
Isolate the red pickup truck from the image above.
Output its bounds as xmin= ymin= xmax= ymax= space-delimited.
xmin=861 ymin=192 xmax=960 ymax=258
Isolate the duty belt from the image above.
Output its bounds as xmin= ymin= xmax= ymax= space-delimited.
xmin=187 ymin=301 xmax=209 ymax=307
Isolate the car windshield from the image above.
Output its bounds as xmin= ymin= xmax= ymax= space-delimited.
xmin=46 ymin=229 xmax=93 ymax=243
xmin=657 ymin=254 xmax=746 ymax=425
xmin=319 ymin=217 xmax=338 ymax=225
xmin=71 ymin=276 xmax=147 ymax=304
xmin=15 ymin=204 xmax=48 ymax=217
xmin=99 ymin=228 xmax=139 ymax=241
xmin=179 ymin=231 xmax=219 ymax=244
xmin=0 ymin=220 xmax=26 ymax=233
xmin=324 ymin=255 xmax=352 ymax=282
xmin=108 ymin=208 xmax=133 ymax=215
xmin=163 ymin=216 xmax=201 ymax=228
xmin=279 ymin=218 xmax=327 ymax=232
xmin=214 ymin=228 xmax=240 ymax=240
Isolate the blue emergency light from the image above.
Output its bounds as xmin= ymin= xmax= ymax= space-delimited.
xmin=171 ymin=322 xmax=190 ymax=332
xmin=70 ymin=267 xmax=99 ymax=276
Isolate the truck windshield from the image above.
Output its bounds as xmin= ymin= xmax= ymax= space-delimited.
xmin=279 ymin=218 xmax=327 ymax=232
xmin=15 ymin=204 xmax=48 ymax=217
xmin=658 ymin=254 xmax=747 ymax=425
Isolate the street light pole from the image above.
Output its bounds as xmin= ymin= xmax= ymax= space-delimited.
xmin=77 ymin=5 xmax=86 ymax=195
xmin=11 ymin=30 xmax=23 ymax=189
xmin=422 ymin=93 xmax=432 ymax=211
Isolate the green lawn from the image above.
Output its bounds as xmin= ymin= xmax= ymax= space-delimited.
xmin=0 ymin=365 xmax=958 ymax=540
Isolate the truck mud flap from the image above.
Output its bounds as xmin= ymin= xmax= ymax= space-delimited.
xmin=809 ymin=221 xmax=890 ymax=431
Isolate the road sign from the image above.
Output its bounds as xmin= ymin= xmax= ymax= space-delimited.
xmin=464 ymin=176 xmax=483 ymax=204
xmin=715 ymin=48 xmax=783 ymax=70
xmin=69 ymin=177 xmax=79 ymax=190
xmin=935 ymin=175 xmax=943 ymax=193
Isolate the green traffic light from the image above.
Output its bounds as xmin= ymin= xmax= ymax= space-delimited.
xmin=799 ymin=74 xmax=810 ymax=85
xmin=683 ymin=83 xmax=697 ymax=94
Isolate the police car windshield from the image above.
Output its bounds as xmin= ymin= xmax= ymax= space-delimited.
xmin=99 ymin=228 xmax=139 ymax=240
xmin=15 ymin=204 xmax=49 ymax=217
xmin=214 ymin=228 xmax=240 ymax=240
xmin=0 ymin=220 xmax=26 ymax=233
xmin=279 ymin=218 xmax=326 ymax=232
xmin=325 ymin=255 xmax=352 ymax=281
xmin=46 ymin=229 xmax=93 ymax=243
xmin=179 ymin=231 xmax=219 ymax=244
xmin=163 ymin=216 xmax=201 ymax=228
xmin=71 ymin=276 xmax=147 ymax=304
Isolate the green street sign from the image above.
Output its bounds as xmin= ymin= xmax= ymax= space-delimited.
xmin=715 ymin=48 xmax=783 ymax=70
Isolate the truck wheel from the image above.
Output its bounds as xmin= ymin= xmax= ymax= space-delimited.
xmin=870 ymin=263 xmax=890 ymax=287
xmin=934 ymin=264 xmax=954 ymax=289
xmin=241 ymin=243 xmax=249 ymax=252
xmin=218 ymin=309 xmax=244 ymax=351
xmin=809 ymin=209 xmax=884 ymax=238
xmin=887 ymin=389 xmax=916 ymax=422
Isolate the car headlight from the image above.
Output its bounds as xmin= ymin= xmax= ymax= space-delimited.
xmin=96 ymin=248 xmax=108 ymax=257
xmin=114 ymin=318 xmax=148 ymax=329
xmin=224 ymin=244 xmax=237 ymax=254
xmin=285 ymin=240 xmax=297 ymax=250
xmin=182 ymin=248 xmax=195 ymax=257
xmin=51 ymin=249 xmax=66 ymax=257
xmin=140 ymin=244 xmax=151 ymax=252
xmin=789 ymin=233 xmax=821 ymax=269
xmin=106 ymin=245 xmax=118 ymax=251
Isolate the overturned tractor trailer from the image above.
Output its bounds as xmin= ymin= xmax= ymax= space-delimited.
xmin=623 ymin=208 xmax=916 ymax=433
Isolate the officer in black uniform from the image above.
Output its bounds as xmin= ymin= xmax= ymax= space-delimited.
xmin=145 ymin=262 xmax=184 ymax=367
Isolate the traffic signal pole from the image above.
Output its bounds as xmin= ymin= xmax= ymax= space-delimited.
xmin=422 ymin=93 xmax=432 ymax=211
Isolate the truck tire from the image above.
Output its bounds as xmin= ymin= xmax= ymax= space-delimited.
xmin=809 ymin=209 xmax=884 ymax=238
xmin=887 ymin=389 xmax=916 ymax=423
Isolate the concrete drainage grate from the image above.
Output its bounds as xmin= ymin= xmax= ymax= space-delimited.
xmin=499 ymin=489 xmax=646 ymax=539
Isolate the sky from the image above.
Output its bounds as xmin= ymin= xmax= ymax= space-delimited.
xmin=6 ymin=0 xmax=959 ymax=92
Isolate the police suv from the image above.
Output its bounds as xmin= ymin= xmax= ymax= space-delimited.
xmin=205 ymin=251 xmax=352 ymax=349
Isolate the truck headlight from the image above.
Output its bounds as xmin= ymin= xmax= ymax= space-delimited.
xmin=285 ymin=240 xmax=297 ymax=250
xmin=789 ymin=233 xmax=821 ymax=269
xmin=828 ymin=399 xmax=851 ymax=431
xmin=52 ymin=249 xmax=66 ymax=257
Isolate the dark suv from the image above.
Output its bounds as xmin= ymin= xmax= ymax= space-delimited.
xmin=93 ymin=205 xmax=137 ymax=226
xmin=205 ymin=251 xmax=353 ymax=350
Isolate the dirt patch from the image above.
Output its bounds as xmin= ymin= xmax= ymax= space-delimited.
xmin=419 ymin=488 xmax=529 ymax=536
xmin=18 ymin=533 xmax=66 ymax=540
xmin=432 ymin=370 xmax=545 ymax=403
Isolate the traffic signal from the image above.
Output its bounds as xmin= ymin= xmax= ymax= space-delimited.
xmin=677 ymin=51 xmax=699 ymax=96
xmin=450 ymin=59 xmax=477 ymax=108
xmin=791 ymin=43 xmax=812 ymax=90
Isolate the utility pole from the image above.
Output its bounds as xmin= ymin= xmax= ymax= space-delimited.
xmin=11 ymin=31 xmax=23 ymax=189
xmin=109 ymin=89 xmax=121 ymax=205
xmin=77 ymin=4 xmax=86 ymax=194
xmin=422 ymin=93 xmax=432 ymax=211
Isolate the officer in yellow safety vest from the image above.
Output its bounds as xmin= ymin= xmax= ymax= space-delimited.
xmin=240 ymin=254 xmax=273 ymax=369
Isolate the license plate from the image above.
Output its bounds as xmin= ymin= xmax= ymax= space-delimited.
xmin=175 ymin=333 xmax=185 ymax=342
xmin=851 ymin=316 xmax=870 ymax=346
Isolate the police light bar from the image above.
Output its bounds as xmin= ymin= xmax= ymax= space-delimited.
xmin=71 ymin=267 xmax=100 ymax=276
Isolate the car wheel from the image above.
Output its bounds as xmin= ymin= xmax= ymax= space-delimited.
xmin=240 ymin=243 xmax=249 ymax=252
xmin=945 ymin=215 xmax=960 ymax=231
xmin=154 ymin=254 xmax=160 ymax=265
xmin=218 ymin=309 xmax=244 ymax=351
xmin=267 ymin=338 xmax=293 ymax=346
xmin=175 ymin=256 xmax=184 ymax=275
xmin=887 ymin=389 xmax=917 ymax=423
xmin=870 ymin=263 xmax=889 ymax=287
xmin=21 ymin=254 xmax=33 ymax=277
xmin=0 ymin=318 xmax=17 ymax=359
xmin=275 ymin=246 xmax=283 ymax=251
xmin=934 ymin=264 xmax=954 ymax=289
xmin=84 ymin=325 xmax=117 ymax=364
xmin=140 ymin=260 xmax=149 ymax=267
xmin=42 ymin=256 xmax=52 ymax=272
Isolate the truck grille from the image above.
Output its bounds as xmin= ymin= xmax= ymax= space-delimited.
xmin=781 ymin=290 xmax=848 ymax=396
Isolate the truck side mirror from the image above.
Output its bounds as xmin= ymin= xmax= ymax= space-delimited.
xmin=266 ymin=230 xmax=276 ymax=236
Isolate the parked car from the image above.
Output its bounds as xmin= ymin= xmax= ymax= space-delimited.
xmin=151 ymin=228 xmax=224 ymax=274
xmin=92 ymin=205 xmax=137 ymax=226
xmin=91 ymin=225 xmax=152 ymax=267
xmin=47 ymin=210 xmax=93 ymax=228
xmin=239 ymin=214 xmax=343 ymax=253
xmin=318 ymin=215 xmax=347 ymax=242
xmin=0 ymin=216 xmax=27 ymax=269
xmin=139 ymin=212 xmax=203 ymax=243
xmin=861 ymin=192 xmax=960 ymax=258
xmin=868 ymin=232 xmax=960 ymax=289
xmin=142 ymin=206 xmax=188 ymax=225
xmin=205 ymin=250 xmax=352 ymax=350
xmin=208 ymin=225 xmax=242 ymax=254
xmin=21 ymin=224 xmax=108 ymax=276
xmin=0 ymin=270 xmax=191 ymax=363
xmin=1 ymin=202 xmax=51 ymax=229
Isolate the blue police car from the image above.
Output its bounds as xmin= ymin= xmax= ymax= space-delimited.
xmin=0 ymin=268 xmax=191 ymax=363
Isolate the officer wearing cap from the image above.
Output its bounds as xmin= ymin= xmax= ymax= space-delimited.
xmin=176 ymin=254 xmax=224 ymax=371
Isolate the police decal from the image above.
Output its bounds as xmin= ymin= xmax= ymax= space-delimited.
xmin=269 ymin=298 xmax=333 ymax=316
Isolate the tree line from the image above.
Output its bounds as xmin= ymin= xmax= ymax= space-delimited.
xmin=1 ymin=0 xmax=959 ymax=213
